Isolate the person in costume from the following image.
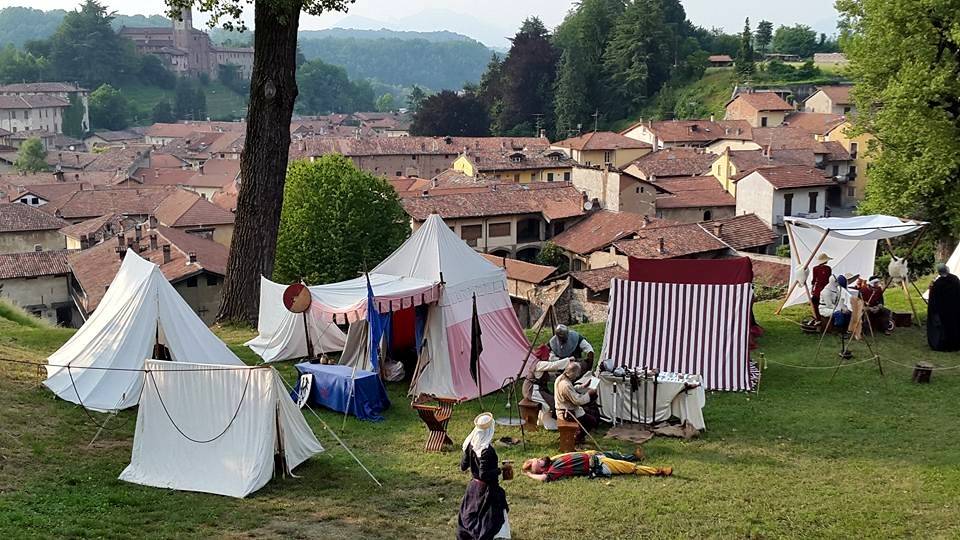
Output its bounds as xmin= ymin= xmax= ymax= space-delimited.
xmin=554 ymin=363 xmax=597 ymax=444
xmin=548 ymin=324 xmax=595 ymax=374
xmin=819 ymin=276 xmax=851 ymax=331
xmin=521 ymin=450 xmax=671 ymax=482
xmin=458 ymin=413 xmax=510 ymax=540
xmin=927 ymin=263 xmax=960 ymax=352
xmin=810 ymin=253 xmax=834 ymax=317
xmin=858 ymin=276 xmax=893 ymax=335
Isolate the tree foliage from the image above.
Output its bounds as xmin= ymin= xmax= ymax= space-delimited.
xmin=13 ymin=138 xmax=48 ymax=174
xmin=274 ymin=156 xmax=410 ymax=284
xmin=407 ymin=85 xmax=426 ymax=111
xmin=837 ymin=0 xmax=960 ymax=254
xmin=61 ymin=92 xmax=86 ymax=138
xmin=48 ymin=0 xmax=138 ymax=88
xmin=151 ymin=100 xmax=175 ymax=123
xmin=410 ymin=89 xmax=489 ymax=136
xmin=771 ymin=24 xmax=819 ymax=58
xmin=138 ymin=54 xmax=176 ymax=89
xmin=88 ymin=83 xmax=129 ymax=130
xmin=295 ymin=58 xmax=375 ymax=114
xmin=736 ymin=18 xmax=755 ymax=79
xmin=535 ymin=241 xmax=569 ymax=274
xmin=375 ymin=93 xmax=394 ymax=112
xmin=174 ymin=78 xmax=207 ymax=120
xmin=755 ymin=20 xmax=773 ymax=52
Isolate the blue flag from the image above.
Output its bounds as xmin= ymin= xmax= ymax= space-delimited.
xmin=366 ymin=274 xmax=384 ymax=373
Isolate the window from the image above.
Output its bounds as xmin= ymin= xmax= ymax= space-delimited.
xmin=808 ymin=191 xmax=818 ymax=213
xmin=488 ymin=222 xmax=511 ymax=237
xmin=850 ymin=142 xmax=858 ymax=158
xmin=760 ymin=116 xmax=768 ymax=127
xmin=843 ymin=106 xmax=852 ymax=115
xmin=186 ymin=277 xmax=198 ymax=288
xmin=603 ymin=150 xmax=613 ymax=164
xmin=847 ymin=186 xmax=855 ymax=197
xmin=849 ymin=165 xmax=857 ymax=179
xmin=571 ymin=258 xmax=584 ymax=272
xmin=514 ymin=174 xmax=520 ymax=182
xmin=31 ymin=197 xmax=38 ymax=205
xmin=206 ymin=275 xmax=219 ymax=286
xmin=460 ymin=224 xmax=483 ymax=247
xmin=703 ymin=210 xmax=712 ymax=221
xmin=783 ymin=193 xmax=794 ymax=216
xmin=547 ymin=172 xmax=554 ymax=182
xmin=831 ymin=165 xmax=839 ymax=176
xmin=517 ymin=218 xmax=541 ymax=243
xmin=395 ymin=171 xmax=402 ymax=176
xmin=563 ymin=171 xmax=571 ymax=181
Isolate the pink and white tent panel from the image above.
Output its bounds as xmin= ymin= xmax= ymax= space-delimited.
xmin=601 ymin=279 xmax=754 ymax=391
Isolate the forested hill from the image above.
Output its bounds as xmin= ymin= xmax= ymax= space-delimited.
xmin=297 ymin=36 xmax=493 ymax=90
xmin=0 ymin=7 xmax=167 ymax=47
xmin=298 ymin=28 xmax=475 ymax=43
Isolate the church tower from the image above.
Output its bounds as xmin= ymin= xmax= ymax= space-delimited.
xmin=173 ymin=7 xmax=193 ymax=53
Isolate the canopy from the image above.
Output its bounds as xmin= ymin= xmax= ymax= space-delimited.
xmin=245 ymin=277 xmax=347 ymax=363
xmin=119 ymin=360 xmax=323 ymax=498
xmin=374 ymin=214 xmax=530 ymax=400
xmin=948 ymin=243 xmax=960 ymax=274
xmin=308 ymin=274 xmax=440 ymax=323
xmin=782 ymin=215 xmax=926 ymax=309
xmin=44 ymin=250 xmax=244 ymax=412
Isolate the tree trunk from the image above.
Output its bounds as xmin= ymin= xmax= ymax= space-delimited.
xmin=216 ymin=1 xmax=302 ymax=324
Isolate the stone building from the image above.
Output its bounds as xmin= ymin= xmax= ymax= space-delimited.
xmin=0 ymin=203 xmax=68 ymax=253
xmin=119 ymin=8 xmax=254 ymax=80
xmin=0 ymin=82 xmax=89 ymax=135
xmin=0 ymin=250 xmax=74 ymax=325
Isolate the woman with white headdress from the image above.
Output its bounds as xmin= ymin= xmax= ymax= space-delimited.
xmin=457 ymin=413 xmax=510 ymax=540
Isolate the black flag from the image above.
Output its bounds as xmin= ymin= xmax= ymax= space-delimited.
xmin=469 ymin=292 xmax=483 ymax=392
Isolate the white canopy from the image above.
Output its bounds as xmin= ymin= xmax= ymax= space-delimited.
xmin=307 ymin=273 xmax=440 ymax=323
xmin=44 ymin=250 xmax=244 ymax=412
xmin=119 ymin=360 xmax=323 ymax=498
xmin=245 ymin=277 xmax=347 ymax=363
xmin=782 ymin=215 xmax=927 ymax=309
xmin=948 ymin=243 xmax=960 ymax=274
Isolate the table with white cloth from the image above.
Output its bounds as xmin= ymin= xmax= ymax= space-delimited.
xmin=595 ymin=371 xmax=706 ymax=430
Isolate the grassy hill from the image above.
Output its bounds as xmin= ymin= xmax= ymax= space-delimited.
xmin=1 ymin=282 xmax=959 ymax=537
xmin=120 ymin=82 xmax=248 ymax=124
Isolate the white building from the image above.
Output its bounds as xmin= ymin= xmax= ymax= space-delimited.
xmin=0 ymin=83 xmax=87 ymax=134
xmin=0 ymin=95 xmax=71 ymax=135
xmin=733 ymin=165 xmax=835 ymax=246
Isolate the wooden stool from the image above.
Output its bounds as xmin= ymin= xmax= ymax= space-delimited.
xmin=893 ymin=312 xmax=913 ymax=328
xmin=412 ymin=397 xmax=457 ymax=452
xmin=557 ymin=414 xmax=579 ymax=453
xmin=912 ymin=362 xmax=933 ymax=384
xmin=518 ymin=398 xmax=540 ymax=432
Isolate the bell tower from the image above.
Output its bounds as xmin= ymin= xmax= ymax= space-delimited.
xmin=173 ymin=7 xmax=193 ymax=53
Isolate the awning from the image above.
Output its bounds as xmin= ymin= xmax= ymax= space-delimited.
xmin=308 ymin=273 xmax=441 ymax=323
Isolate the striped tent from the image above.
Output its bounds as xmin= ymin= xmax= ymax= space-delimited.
xmin=601 ymin=279 xmax=753 ymax=391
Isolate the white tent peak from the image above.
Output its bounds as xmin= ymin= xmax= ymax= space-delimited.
xmin=45 ymin=249 xmax=244 ymax=412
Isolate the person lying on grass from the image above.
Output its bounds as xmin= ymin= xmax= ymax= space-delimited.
xmin=521 ymin=450 xmax=672 ymax=482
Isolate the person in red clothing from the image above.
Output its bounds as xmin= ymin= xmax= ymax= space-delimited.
xmin=858 ymin=276 xmax=893 ymax=335
xmin=810 ymin=253 xmax=834 ymax=318
xmin=521 ymin=451 xmax=671 ymax=482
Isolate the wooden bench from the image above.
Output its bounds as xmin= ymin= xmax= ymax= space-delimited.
xmin=518 ymin=398 xmax=540 ymax=432
xmin=557 ymin=413 xmax=579 ymax=453
xmin=411 ymin=397 xmax=457 ymax=452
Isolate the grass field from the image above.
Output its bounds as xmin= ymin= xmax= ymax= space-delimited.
xmin=1 ymin=286 xmax=959 ymax=539
xmin=119 ymin=82 xmax=248 ymax=124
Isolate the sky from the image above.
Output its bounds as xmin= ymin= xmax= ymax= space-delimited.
xmin=9 ymin=0 xmax=841 ymax=48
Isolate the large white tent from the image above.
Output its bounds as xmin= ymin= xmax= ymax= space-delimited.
xmin=245 ymin=277 xmax=348 ymax=363
xmin=781 ymin=215 xmax=926 ymax=310
xmin=119 ymin=359 xmax=323 ymax=498
xmin=44 ymin=250 xmax=245 ymax=412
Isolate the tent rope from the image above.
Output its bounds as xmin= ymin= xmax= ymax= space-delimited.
xmin=0 ymin=357 xmax=262 ymax=372
xmin=146 ymin=368 xmax=252 ymax=444
xmin=65 ymin=364 xmax=140 ymax=432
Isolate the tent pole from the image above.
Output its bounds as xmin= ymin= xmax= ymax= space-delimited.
xmin=777 ymin=225 xmax=829 ymax=315
xmin=883 ymin=237 xmax=924 ymax=325
xmin=303 ymin=312 xmax=315 ymax=361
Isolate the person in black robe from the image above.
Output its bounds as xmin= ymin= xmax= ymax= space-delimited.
xmin=928 ymin=263 xmax=960 ymax=351
xmin=458 ymin=413 xmax=510 ymax=540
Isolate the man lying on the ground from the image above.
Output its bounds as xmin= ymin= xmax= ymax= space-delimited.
xmin=521 ymin=450 xmax=672 ymax=482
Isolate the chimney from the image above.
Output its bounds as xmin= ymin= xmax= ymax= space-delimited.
xmin=713 ymin=223 xmax=723 ymax=237
xmin=657 ymin=237 xmax=665 ymax=254
xmin=643 ymin=215 xmax=651 ymax=226
xmin=148 ymin=215 xmax=158 ymax=230
xmin=763 ymin=144 xmax=771 ymax=157
xmin=538 ymin=129 xmax=546 ymax=138
xmin=149 ymin=233 xmax=158 ymax=250
xmin=117 ymin=234 xmax=126 ymax=248
xmin=710 ymin=114 xmax=715 ymax=122
xmin=198 ymin=164 xmax=204 ymax=175
xmin=188 ymin=251 xmax=197 ymax=264
xmin=162 ymin=244 xmax=171 ymax=264
xmin=75 ymin=154 xmax=80 ymax=164
xmin=54 ymin=169 xmax=64 ymax=182
xmin=134 ymin=224 xmax=142 ymax=242
xmin=116 ymin=246 xmax=126 ymax=260
xmin=155 ymin=169 xmax=159 ymax=178
xmin=421 ymin=189 xmax=429 ymax=197
xmin=74 ymin=174 xmax=79 ymax=181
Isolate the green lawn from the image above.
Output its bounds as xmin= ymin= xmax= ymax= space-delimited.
xmin=1 ymin=285 xmax=959 ymax=539
xmin=119 ymin=82 xmax=248 ymax=124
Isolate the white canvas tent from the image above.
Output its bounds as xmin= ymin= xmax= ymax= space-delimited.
xmin=780 ymin=215 xmax=926 ymax=311
xmin=245 ymin=277 xmax=348 ymax=363
xmin=44 ymin=250 xmax=245 ymax=412
xmin=119 ymin=359 xmax=323 ymax=498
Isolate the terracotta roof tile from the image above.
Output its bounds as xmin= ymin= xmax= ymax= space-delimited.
xmin=622 ymin=120 xmax=753 ymax=144
xmin=569 ymin=265 xmax=628 ymax=292
xmin=0 ymin=203 xmax=69 ymax=232
xmin=551 ymin=210 xmax=676 ymax=255
xmin=88 ymin=130 xmax=143 ymax=142
xmin=41 ymin=186 xmax=177 ymax=221
xmin=292 ymin=136 xmax=550 ymax=159
xmin=8 ymin=182 xmax=89 ymax=203
xmin=0 ymin=82 xmax=84 ymax=93
xmin=729 ymin=92 xmax=795 ymax=111
xmin=708 ymin=55 xmax=733 ymax=62
xmin=782 ymin=112 xmax=846 ymax=136
xmin=725 ymin=149 xmax=811 ymax=173
xmin=0 ymin=249 xmax=73 ymax=279
xmin=735 ymin=165 xmax=835 ymax=189
xmin=816 ymin=85 xmax=853 ymax=105
xmin=153 ymin=189 xmax=235 ymax=227
xmin=145 ymin=121 xmax=245 ymax=138
xmin=0 ymin=95 xmax=70 ymax=109
xmin=628 ymin=148 xmax=717 ymax=178
xmin=703 ymin=213 xmax=776 ymax=250
xmin=552 ymin=132 xmax=651 ymax=151
xmin=653 ymin=176 xmax=736 ymax=209
xmin=613 ymin=223 xmax=729 ymax=259
xmin=480 ymin=254 xmax=557 ymax=284
xmin=464 ymin=148 xmax=574 ymax=172
xmin=401 ymin=182 xmax=584 ymax=222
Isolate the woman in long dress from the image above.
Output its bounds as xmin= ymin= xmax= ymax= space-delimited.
xmin=457 ymin=413 xmax=510 ymax=540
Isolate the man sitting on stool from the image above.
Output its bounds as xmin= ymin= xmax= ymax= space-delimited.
xmin=548 ymin=325 xmax=595 ymax=375
xmin=555 ymin=363 xmax=597 ymax=445
xmin=522 ymin=450 xmax=672 ymax=482
xmin=859 ymin=276 xmax=893 ymax=335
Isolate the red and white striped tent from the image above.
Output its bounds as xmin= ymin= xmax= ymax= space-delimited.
xmin=600 ymin=258 xmax=754 ymax=391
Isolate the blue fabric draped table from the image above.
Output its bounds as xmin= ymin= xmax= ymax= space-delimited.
xmin=291 ymin=363 xmax=390 ymax=421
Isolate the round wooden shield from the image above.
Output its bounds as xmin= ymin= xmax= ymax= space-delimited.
xmin=282 ymin=283 xmax=312 ymax=313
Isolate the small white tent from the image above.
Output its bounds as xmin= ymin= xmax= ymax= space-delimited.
xmin=44 ymin=250 xmax=245 ymax=412
xmin=119 ymin=360 xmax=323 ymax=498
xmin=245 ymin=277 xmax=347 ymax=363
xmin=781 ymin=215 xmax=926 ymax=310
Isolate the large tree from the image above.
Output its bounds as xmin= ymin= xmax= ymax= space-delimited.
xmin=736 ymin=18 xmax=755 ymax=79
xmin=755 ymin=20 xmax=773 ymax=52
xmin=837 ymin=0 xmax=960 ymax=257
xmin=13 ymin=138 xmax=48 ymax=174
xmin=164 ymin=0 xmax=353 ymax=324
xmin=88 ymin=84 xmax=130 ymax=130
xmin=410 ymin=89 xmax=489 ymax=136
xmin=491 ymin=18 xmax=559 ymax=136
xmin=295 ymin=58 xmax=374 ymax=114
xmin=771 ymin=24 xmax=818 ymax=58
xmin=274 ymin=156 xmax=409 ymax=284
xmin=48 ymin=0 xmax=138 ymax=88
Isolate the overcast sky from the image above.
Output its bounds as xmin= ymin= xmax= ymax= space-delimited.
xmin=13 ymin=0 xmax=841 ymax=47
